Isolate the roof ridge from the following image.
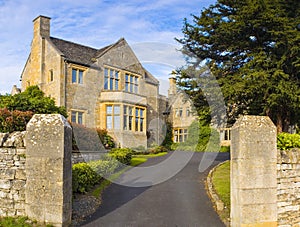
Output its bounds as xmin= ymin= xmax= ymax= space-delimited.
xmin=50 ymin=36 xmax=99 ymax=51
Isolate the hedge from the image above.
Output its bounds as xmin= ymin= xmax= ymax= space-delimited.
xmin=0 ymin=108 xmax=33 ymax=133
xmin=277 ymin=132 xmax=300 ymax=150
xmin=108 ymin=148 xmax=134 ymax=165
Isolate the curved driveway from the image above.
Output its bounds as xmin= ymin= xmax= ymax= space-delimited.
xmin=82 ymin=152 xmax=229 ymax=227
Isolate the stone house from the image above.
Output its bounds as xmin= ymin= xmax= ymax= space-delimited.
xmin=21 ymin=15 xmax=168 ymax=148
xmin=167 ymin=77 xmax=197 ymax=143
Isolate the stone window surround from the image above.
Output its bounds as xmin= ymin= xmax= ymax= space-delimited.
xmin=71 ymin=65 xmax=87 ymax=84
xmin=49 ymin=69 xmax=54 ymax=82
xmin=103 ymin=65 xmax=140 ymax=94
xmin=70 ymin=109 xmax=86 ymax=125
xmin=173 ymin=127 xmax=188 ymax=143
xmin=104 ymin=102 xmax=146 ymax=133
xmin=104 ymin=67 xmax=120 ymax=91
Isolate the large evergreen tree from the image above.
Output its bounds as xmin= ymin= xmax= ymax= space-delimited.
xmin=176 ymin=0 xmax=300 ymax=132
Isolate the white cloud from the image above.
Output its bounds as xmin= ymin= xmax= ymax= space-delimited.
xmin=0 ymin=0 xmax=216 ymax=94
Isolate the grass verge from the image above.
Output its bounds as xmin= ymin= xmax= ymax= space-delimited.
xmin=0 ymin=216 xmax=52 ymax=227
xmin=211 ymin=160 xmax=230 ymax=224
xmin=132 ymin=152 xmax=168 ymax=159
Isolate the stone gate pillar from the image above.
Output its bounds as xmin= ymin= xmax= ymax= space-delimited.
xmin=231 ymin=116 xmax=277 ymax=227
xmin=25 ymin=114 xmax=72 ymax=227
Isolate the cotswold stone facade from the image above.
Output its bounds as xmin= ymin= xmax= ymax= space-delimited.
xmin=21 ymin=16 xmax=168 ymax=148
xmin=167 ymin=77 xmax=197 ymax=143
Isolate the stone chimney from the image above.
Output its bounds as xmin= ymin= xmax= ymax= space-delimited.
xmin=11 ymin=85 xmax=21 ymax=95
xmin=168 ymin=77 xmax=177 ymax=99
xmin=33 ymin=15 xmax=51 ymax=38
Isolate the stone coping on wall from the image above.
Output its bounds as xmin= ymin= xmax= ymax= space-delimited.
xmin=0 ymin=132 xmax=26 ymax=148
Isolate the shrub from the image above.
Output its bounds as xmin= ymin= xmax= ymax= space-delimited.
xmin=96 ymin=128 xmax=115 ymax=149
xmin=88 ymin=157 xmax=120 ymax=177
xmin=132 ymin=145 xmax=146 ymax=153
xmin=170 ymin=143 xmax=179 ymax=151
xmin=0 ymin=86 xmax=67 ymax=133
xmin=108 ymin=148 xmax=133 ymax=165
xmin=147 ymin=145 xmax=168 ymax=154
xmin=176 ymin=120 xmax=220 ymax=152
xmin=161 ymin=122 xmax=174 ymax=149
xmin=277 ymin=133 xmax=300 ymax=150
xmin=0 ymin=108 xmax=33 ymax=133
xmin=0 ymin=86 xmax=67 ymax=117
xmin=72 ymin=162 xmax=100 ymax=193
xmin=220 ymin=146 xmax=230 ymax=152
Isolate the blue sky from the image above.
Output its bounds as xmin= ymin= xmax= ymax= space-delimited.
xmin=0 ymin=0 xmax=216 ymax=95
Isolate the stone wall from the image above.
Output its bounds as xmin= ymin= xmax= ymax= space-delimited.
xmin=0 ymin=132 xmax=26 ymax=217
xmin=277 ymin=148 xmax=300 ymax=227
xmin=230 ymin=115 xmax=278 ymax=227
xmin=72 ymin=150 xmax=106 ymax=164
xmin=0 ymin=114 xmax=72 ymax=227
xmin=231 ymin=115 xmax=300 ymax=227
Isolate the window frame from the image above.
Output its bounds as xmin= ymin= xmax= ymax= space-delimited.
xmin=123 ymin=105 xmax=145 ymax=132
xmin=72 ymin=68 xmax=84 ymax=84
xmin=104 ymin=67 xmax=120 ymax=91
xmin=173 ymin=128 xmax=188 ymax=143
xmin=70 ymin=110 xmax=85 ymax=125
xmin=106 ymin=104 xmax=121 ymax=130
xmin=125 ymin=73 xmax=139 ymax=93
xmin=49 ymin=69 xmax=54 ymax=82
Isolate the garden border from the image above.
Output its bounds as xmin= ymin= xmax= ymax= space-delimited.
xmin=206 ymin=160 xmax=230 ymax=227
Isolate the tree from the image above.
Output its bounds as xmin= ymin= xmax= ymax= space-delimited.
xmin=0 ymin=86 xmax=67 ymax=132
xmin=0 ymin=86 xmax=67 ymax=117
xmin=176 ymin=0 xmax=300 ymax=132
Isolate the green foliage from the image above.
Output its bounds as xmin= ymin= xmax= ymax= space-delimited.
xmin=177 ymin=0 xmax=300 ymax=132
xmin=147 ymin=145 xmax=168 ymax=154
xmin=96 ymin=128 xmax=115 ymax=149
xmin=0 ymin=108 xmax=33 ymax=133
xmin=108 ymin=148 xmax=134 ymax=165
xmin=161 ymin=122 xmax=174 ymax=149
xmin=0 ymin=216 xmax=52 ymax=227
xmin=131 ymin=145 xmax=146 ymax=153
xmin=211 ymin=161 xmax=230 ymax=222
xmin=220 ymin=146 xmax=230 ymax=153
xmin=88 ymin=157 xmax=120 ymax=177
xmin=177 ymin=120 xmax=220 ymax=152
xmin=0 ymin=216 xmax=32 ymax=227
xmin=0 ymin=86 xmax=67 ymax=117
xmin=130 ymin=157 xmax=147 ymax=167
xmin=72 ymin=162 xmax=100 ymax=193
xmin=277 ymin=133 xmax=300 ymax=150
xmin=0 ymin=86 xmax=67 ymax=133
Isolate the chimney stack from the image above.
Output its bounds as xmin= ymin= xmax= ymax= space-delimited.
xmin=168 ymin=77 xmax=177 ymax=99
xmin=33 ymin=15 xmax=51 ymax=38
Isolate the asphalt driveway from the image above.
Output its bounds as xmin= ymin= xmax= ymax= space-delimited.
xmin=82 ymin=152 xmax=229 ymax=227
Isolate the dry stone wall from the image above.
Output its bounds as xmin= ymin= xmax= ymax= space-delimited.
xmin=277 ymin=148 xmax=300 ymax=227
xmin=0 ymin=132 xmax=26 ymax=216
xmin=231 ymin=115 xmax=300 ymax=227
xmin=0 ymin=114 xmax=72 ymax=227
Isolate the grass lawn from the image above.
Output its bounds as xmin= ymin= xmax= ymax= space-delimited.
xmin=211 ymin=160 xmax=230 ymax=222
xmin=132 ymin=152 xmax=168 ymax=159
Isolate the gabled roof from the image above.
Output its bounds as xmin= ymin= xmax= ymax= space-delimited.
xmin=50 ymin=37 xmax=113 ymax=66
xmin=49 ymin=37 xmax=159 ymax=85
